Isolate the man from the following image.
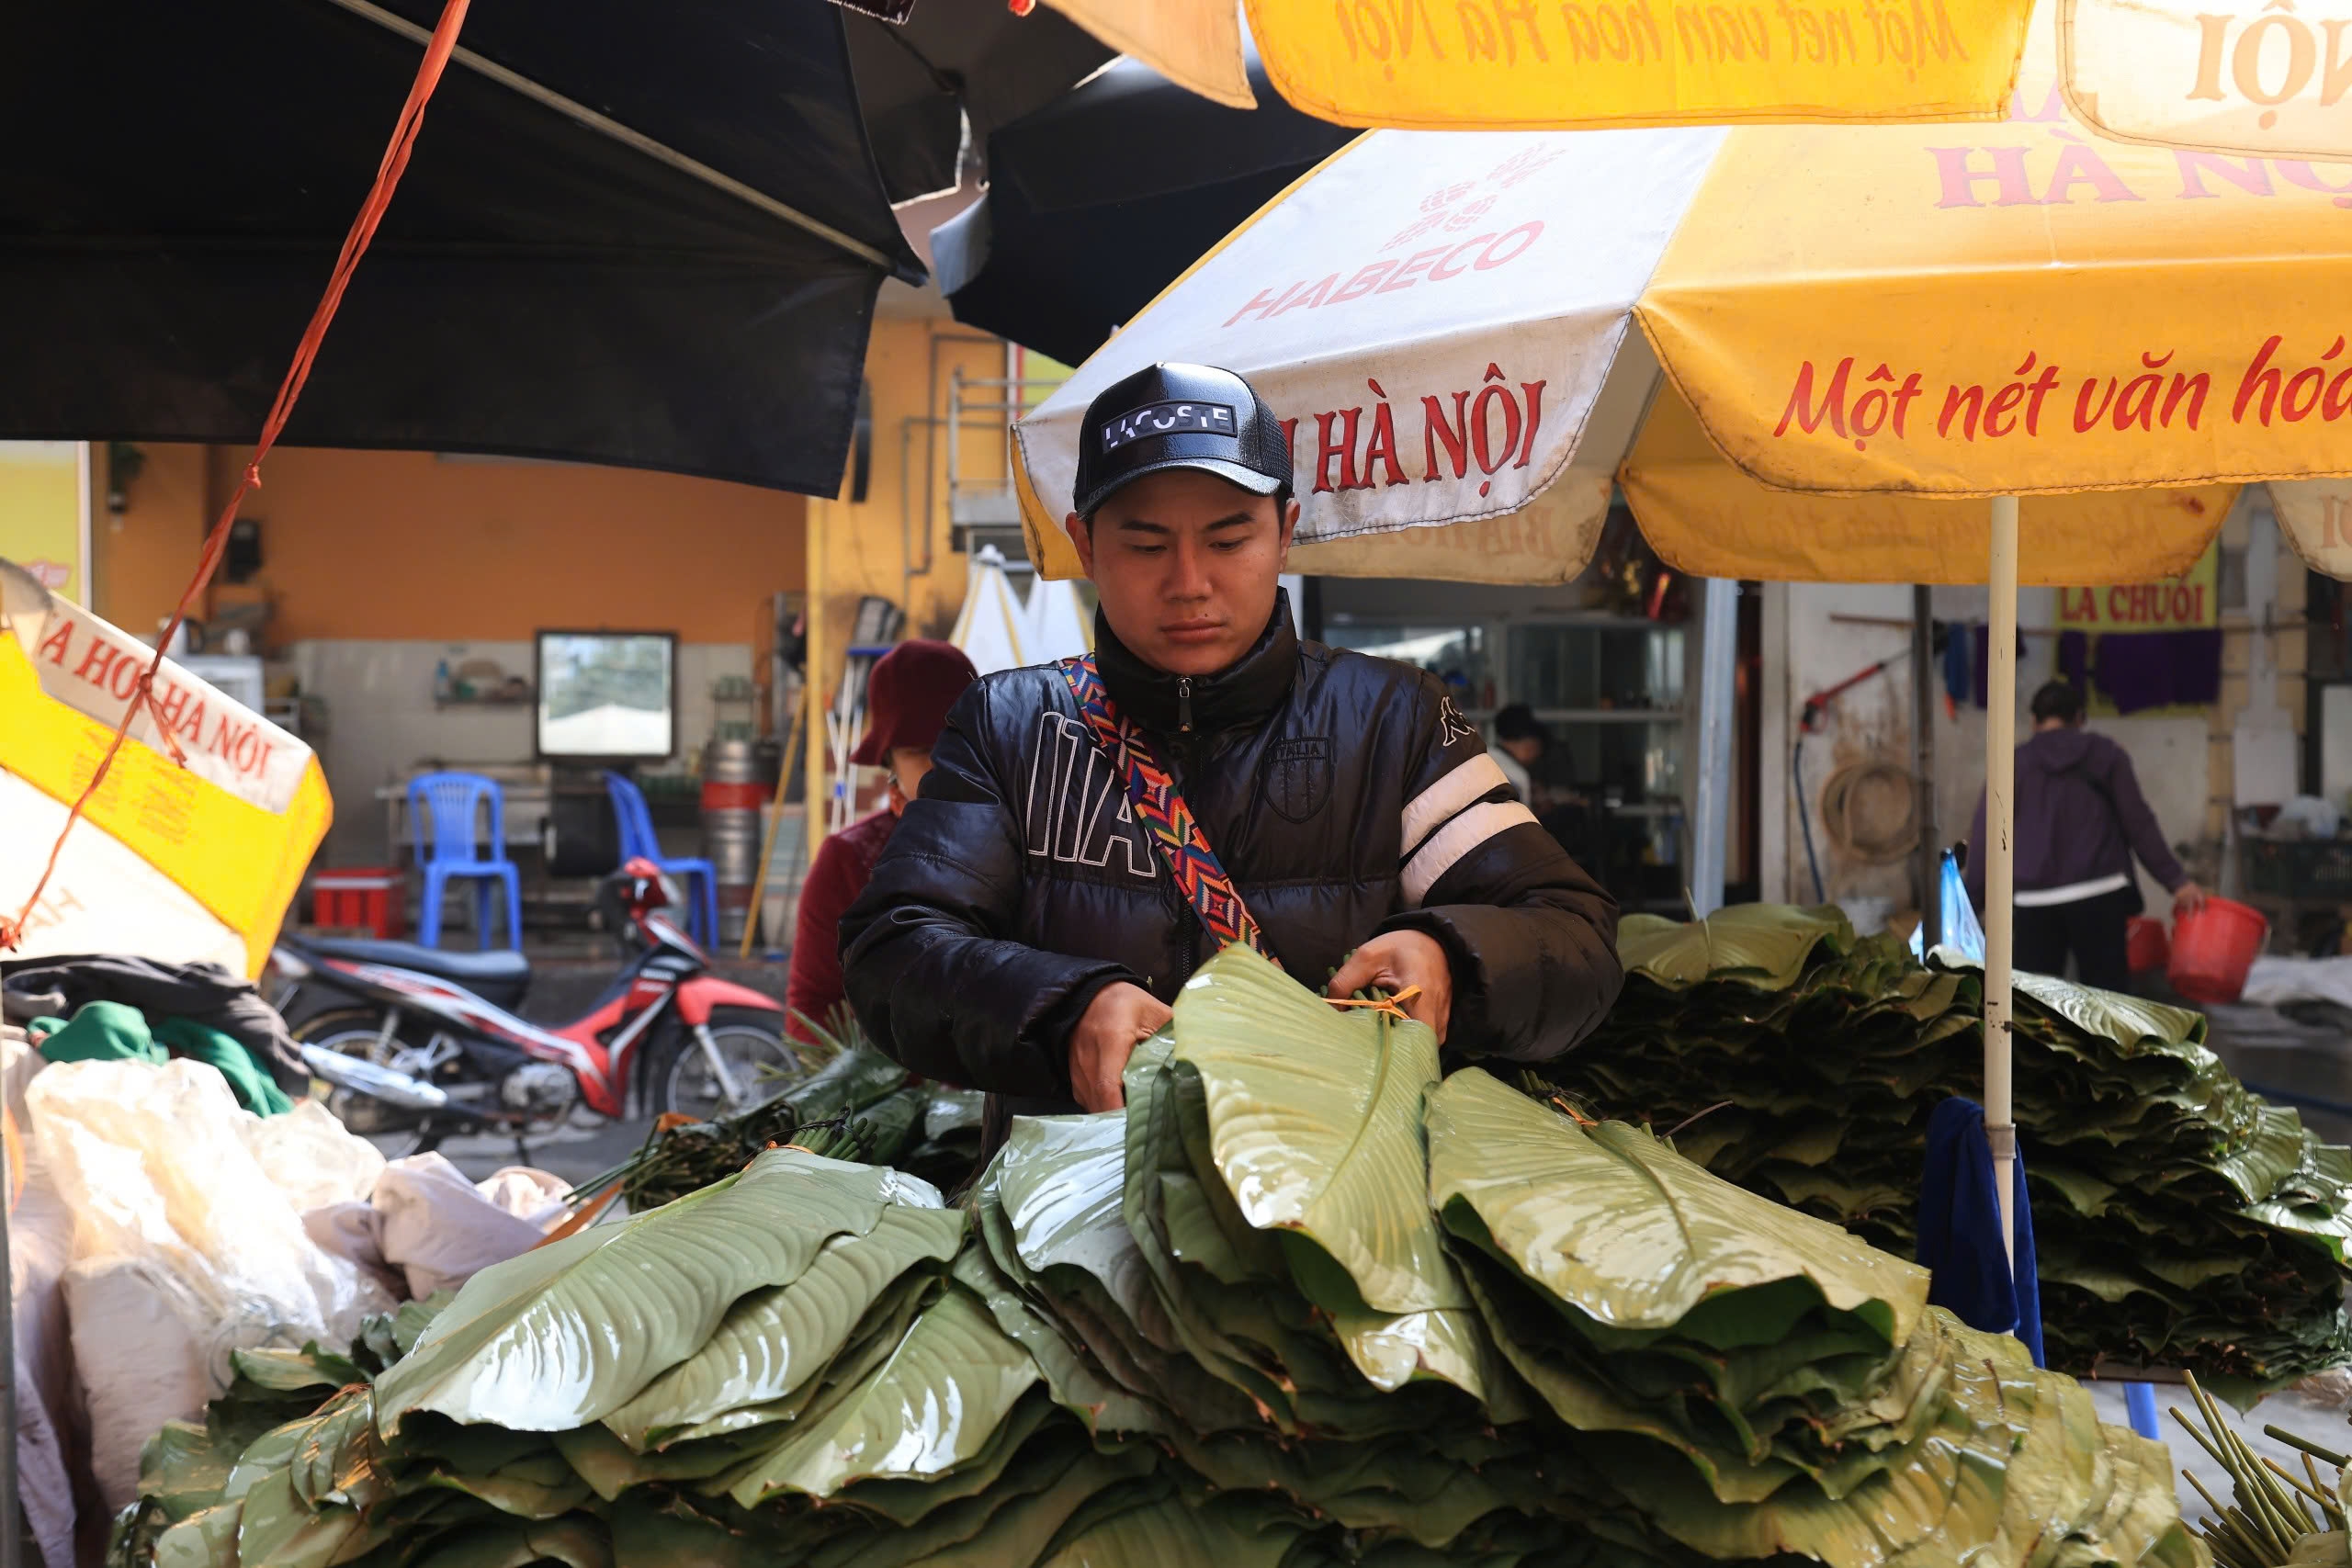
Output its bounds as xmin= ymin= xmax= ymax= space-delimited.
xmin=1488 ymin=703 xmax=1545 ymax=804
xmin=841 ymin=363 xmax=1621 ymax=1139
xmin=1965 ymin=678 xmax=2207 ymax=990
xmin=784 ymin=639 xmax=977 ymax=1043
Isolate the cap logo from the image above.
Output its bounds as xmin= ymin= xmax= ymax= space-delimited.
xmin=1098 ymin=400 xmax=1236 ymax=452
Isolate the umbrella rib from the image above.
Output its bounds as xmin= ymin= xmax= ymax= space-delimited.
xmin=314 ymin=0 xmax=904 ymax=274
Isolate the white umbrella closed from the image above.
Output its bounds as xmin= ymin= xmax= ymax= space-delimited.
xmin=1021 ymin=574 xmax=1092 ymax=667
xmin=949 ymin=547 xmax=1034 ymax=677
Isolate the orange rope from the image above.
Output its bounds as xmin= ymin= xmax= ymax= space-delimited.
xmin=1326 ymin=986 xmax=1424 ymax=1022
xmin=0 ymin=0 xmax=473 ymax=954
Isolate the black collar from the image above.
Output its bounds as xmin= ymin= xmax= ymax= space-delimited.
xmin=1093 ymin=590 xmax=1298 ymax=736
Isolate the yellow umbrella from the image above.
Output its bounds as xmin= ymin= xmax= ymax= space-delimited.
xmin=1628 ymin=9 xmax=2352 ymax=1246
xmin=1040 ymin=0 xmax=2038 ymax=127
xmin=1014 ymin=3 xmax=2352 ymax=1257
xmin=2060 ymin=0 xmax=2352 ymax=164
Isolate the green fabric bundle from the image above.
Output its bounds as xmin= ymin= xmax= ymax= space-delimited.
xmin=33 ymin=1001 xmax=291 ymax=1115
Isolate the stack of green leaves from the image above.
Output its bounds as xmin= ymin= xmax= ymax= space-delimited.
xmin=1537 ymin=904 xmax=2352 ymax=1399
xmin=578 ymin=1009 xmax=987 ymax=1211
xmin=116 ymin=946 xmax=2196 ymax=1568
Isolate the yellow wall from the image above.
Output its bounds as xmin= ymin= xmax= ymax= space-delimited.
xmin=96 ymin=444 xmax=803 ymax=646
xmin=94 ymin=321 xmax=1012 ymax=660
xmin=806 ymin=319 xmax=1006 ymax=651
xmin=87 ymin=318 xmax=1017 ymax=854
xmin=93 ymin=444 xmax=212 ymax=638
xmin=801 ymin=318 xmax=1012 ymax=837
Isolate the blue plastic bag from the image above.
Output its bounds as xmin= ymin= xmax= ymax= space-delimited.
xmin=1910 ymin=849 xmax=1986 ymax=963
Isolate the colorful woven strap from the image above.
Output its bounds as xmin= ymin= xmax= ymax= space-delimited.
xmin=1057 ymin=654 xmax=1271 ymax=961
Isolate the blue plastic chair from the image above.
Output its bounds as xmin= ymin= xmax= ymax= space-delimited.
xmin=408 ymin=772 xmax=523 ymax=951
xmin=603 ymin=771 xmax=718 ymax=948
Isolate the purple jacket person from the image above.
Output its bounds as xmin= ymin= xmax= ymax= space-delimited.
xmin=1964 ymin=680 xmax=2206 ymax=990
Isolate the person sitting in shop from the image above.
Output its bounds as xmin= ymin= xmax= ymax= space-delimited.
xmin=783 ymin=639 xmax=978 ymax=1044
xmin=1488 ymin=703 xmax=1545 ymax=805
xmin=1963 ymin=678 xmax=2207 ymax=991
xmin=841 ymin=361 xmax=1622 ymax=1151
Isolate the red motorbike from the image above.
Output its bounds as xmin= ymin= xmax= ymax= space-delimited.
xmin=271 ymin=858 xmax=804 ymax=1155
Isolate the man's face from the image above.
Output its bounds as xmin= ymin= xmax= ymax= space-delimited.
xmin=1502 ymin=736 xmax=1544 ymax=768
xmin=886 ymin=748 xmax=934 ymax=816
xmin=1065 ymin=468 xmax=1296 ymax=678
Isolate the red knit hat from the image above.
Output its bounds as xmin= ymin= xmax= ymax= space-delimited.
xmin=850 ymin=639 xmax=979 ymax=766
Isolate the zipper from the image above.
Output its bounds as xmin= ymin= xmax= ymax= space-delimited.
xmin=1167 ymin=688 xmax=1199 ymax=978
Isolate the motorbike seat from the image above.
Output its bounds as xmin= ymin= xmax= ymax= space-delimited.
xmin=302 ymin=937 xmax=531 ymax=1002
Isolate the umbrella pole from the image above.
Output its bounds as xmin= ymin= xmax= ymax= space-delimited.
xmin=1984 ymin=494 xmax=2019 ymax=1264
xmin=1690 ymin=579 xmax=1739 ymax=919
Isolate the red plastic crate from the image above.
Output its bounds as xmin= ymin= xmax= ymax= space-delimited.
xmin=312 ymin=867 xmax=403 ymax=939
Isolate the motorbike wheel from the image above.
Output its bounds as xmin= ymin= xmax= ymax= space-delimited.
xmin=294 ymin=1007 xmax=447 ymax=1159
xmin=650 ymin=1006 xmax=814 ymax=1122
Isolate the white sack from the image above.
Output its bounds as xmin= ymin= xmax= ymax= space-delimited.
xmin=28 ymin=1059 xmax=395 ymax=1389
xmin=371 ymin=1154 xmax=552 ymax=1300
xmin=64 ymin=1257 xmax=210 ymax=1513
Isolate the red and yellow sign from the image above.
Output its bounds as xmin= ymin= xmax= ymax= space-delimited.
xmin=2 ymin=559 xmax=331 ymax=976
xmin=2056 ymin=539 xmax=2219 ymax=628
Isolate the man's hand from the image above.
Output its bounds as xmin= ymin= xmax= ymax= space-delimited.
xmin=1327 ymin=931 xmax=1454 ymax=1043
xmin=2173 ymin=880 xmax=2210 ymax=916
xmin=1068 ymin=981 xmax=1172 ymax=1112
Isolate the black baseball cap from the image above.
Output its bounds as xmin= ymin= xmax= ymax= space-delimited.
xmin=1072 ymin=363 xmax=1293 ymax=519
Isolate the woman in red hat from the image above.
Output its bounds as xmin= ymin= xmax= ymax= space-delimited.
xmin=784 ymin=638 xmax=978 ymax=1043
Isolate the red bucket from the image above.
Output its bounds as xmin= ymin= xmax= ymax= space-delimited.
xmin=2125 ymin=916 xmax=2170 ymax=976
xmin=2167 ymin=897 xmax=2268 ymax=1005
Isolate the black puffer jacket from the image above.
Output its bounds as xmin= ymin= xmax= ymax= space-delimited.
xmin=839 ymin=598 xmax=1622 ymax=1134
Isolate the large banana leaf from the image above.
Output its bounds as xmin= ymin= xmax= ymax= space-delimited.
xmin=232 ymin=1463 xmax=362 ymax=1568
xmin=1547 ymin=902 xmax=2352 ymax=1392
xmin=140 ymin=1425 xmax=244 ymax=1523
xmin=1430 ymin=1069 xmax=1927 ymax=1346
xmin=996 ymin=1111 xmax=1137 ymax=1292
xmin=817 ymin=1443 xmax=1158 ymax=1568
xmin=718 ymin=1285 xmax=1041 ymax=1506
xmin=1617 ymin=904 xmax=1853 ymax=990
xmin=113 ymin=928 xmax=2206 ymax=1568
xmin=950 ymin=1245 xmax=1166 ymax=1439
xmin=1167 ymin=946 xmax=1513 ymax=1405
xmin=1170 ymin=945 xmax=1454 ymax=1318
xmin=2004 ymin=966 xmax=2210 ymax=1053
xmin=408 ymin=1516 xmax=615 ymax=1568
xmin=600 ymin=1204 xmax=966 ymax=1451
xmin=1035 ymin=1490 xmax=1315 ymax=1568
xmin=378 ymin=1151 xmax=914 ymax=1434
xmin=151 ymin=1503 xmax=243 ymax=1568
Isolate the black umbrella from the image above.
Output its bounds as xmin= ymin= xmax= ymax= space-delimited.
xmin=0 ymin=0 xmax=1109 ymax=497
xmin=847 ymin=2 xmax=1114 ymax=204
xmin=930 ymin=50 xmax=1355 ymax=367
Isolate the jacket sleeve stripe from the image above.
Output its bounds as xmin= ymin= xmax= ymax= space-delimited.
xmin=1402 ymin=753 xmax=1512 ymax=856
xmin=1402 ymin=800 xmax=1539 ymax=907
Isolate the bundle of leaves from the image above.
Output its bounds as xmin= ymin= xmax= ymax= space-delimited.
xmin=580 ymin=1009 xmax=986 ymax=1211
xmin=1537 ymin=904 xmax=2352 ymax=1400
xmin=115 ymin=947 xmax=2192 ymax=1568
xmin=107 ymin=1299 xmax=448 ymax=1568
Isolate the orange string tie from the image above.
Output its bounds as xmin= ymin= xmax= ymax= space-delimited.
xmin=0 ymin=0 xmax=471 ymax=957
xmin=1326 ymin=986 xmax=1424 ymax=1021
